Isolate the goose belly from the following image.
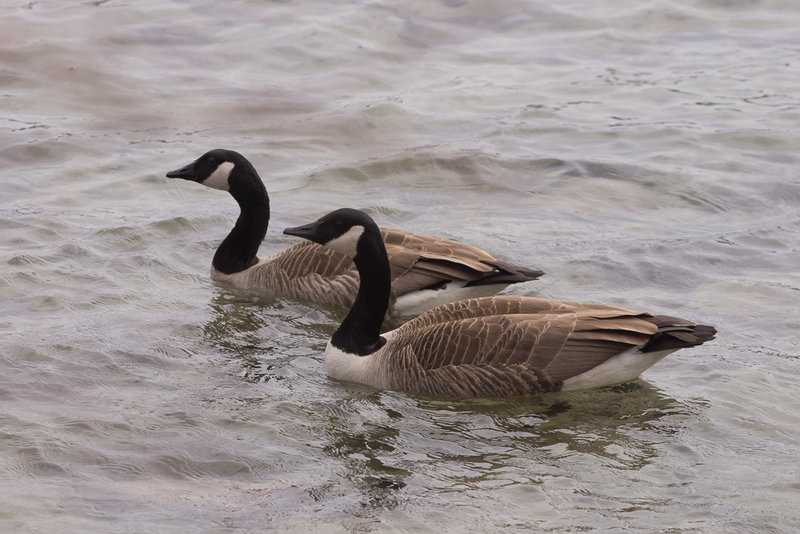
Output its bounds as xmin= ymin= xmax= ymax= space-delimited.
xmin=560 ymin=348 xmax=676 ymax=392
xmin=393 ymin=282 xmax=509 ymax=317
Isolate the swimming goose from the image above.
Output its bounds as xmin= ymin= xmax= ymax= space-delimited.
xmin=284 ymin=208 xmax=717 ymax=397
xmin=166 ymin=149 xmax=543 ymax=316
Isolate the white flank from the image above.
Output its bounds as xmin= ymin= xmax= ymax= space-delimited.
xmin=561 ymin=347 xmax=676 ymax=392
xmin=203 ymin=161 xmax=235 ymax=191
xmin=393 ymin=281 xmax=511 ymax=317
xmin=324 ymin=225 xmax=365 ymax=258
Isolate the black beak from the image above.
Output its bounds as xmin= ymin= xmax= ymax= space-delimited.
xmin=283 ymin=221 xmax=321 ymax=242
xmin=166 ymin=161 xmax=196 ymax=180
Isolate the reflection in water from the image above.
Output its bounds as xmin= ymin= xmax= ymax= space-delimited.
xmin=201 ymin=287 xmax=336 ymax=382
xmin=417 ymin=381 xmax=685 ymax=471
xmin=308 ymin=380 xmax=692 ymax=521
xmin=318 ymin=394 xmax=410 ymax=514
xmin=5 ymin=0 xmax=798 ymax=529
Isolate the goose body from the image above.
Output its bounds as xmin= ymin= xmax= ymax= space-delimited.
xmin=284 ymin=208 xmax=717 ymax=398
xmin=166 ymin=149 xmax=543 ymax=316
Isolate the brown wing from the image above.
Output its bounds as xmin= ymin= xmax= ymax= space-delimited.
xmin=266 ymin=240 xmax=353 ymax=279
xmin=400 ymin=296 xmax=634 ymax=327
xmin=245 ymin=229 xmax=541 ymax=310
xmin=386 ymin=296 xmax=659 ymax=397
xmin=380 ymin=228 xmax=542 ymax=295
xmin=247 ymin=241 xmax=360 ymax=308
xmin=262 ymin=231 xmax=512 ymax=306
xmin=247 ymin=232 xmax=503 ymax=308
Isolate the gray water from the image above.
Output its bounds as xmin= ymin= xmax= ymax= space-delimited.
xmin=2 ymin=0 xmax=799 ymax=532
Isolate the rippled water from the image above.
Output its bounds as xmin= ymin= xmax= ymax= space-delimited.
xmin=2 ymin=0 xmax=799 ymax=532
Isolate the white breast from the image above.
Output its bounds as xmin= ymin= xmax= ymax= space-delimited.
xmin=210 ymin=256 xmax=272 ymax=287
xmin=324 ymin=335 xmax=396 ymax=389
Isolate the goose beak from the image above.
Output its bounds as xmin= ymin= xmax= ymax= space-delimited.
xmin=283 ymin=221 xmax=320 ymax=242
xmin=166 ymin=161 xmax=196 ymax=180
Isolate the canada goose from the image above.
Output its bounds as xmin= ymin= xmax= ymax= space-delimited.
xmin=166 ymin=149 xmax=543 ymax=316
xmin=284 ymin=208 xmax=717 ymax=397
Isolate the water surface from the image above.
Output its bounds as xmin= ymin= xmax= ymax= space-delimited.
xmin=2 ymin=1 xmax=799 ymax=532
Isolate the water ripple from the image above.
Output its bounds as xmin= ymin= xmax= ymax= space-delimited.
xmin=2 ymin=0 xmax=799 ymax=532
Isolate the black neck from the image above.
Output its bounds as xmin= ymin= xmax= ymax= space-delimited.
xmin=212 ymin=174 xmax=270 ymax=275
xmin=331 ymin=229 xmax=391 ymax=356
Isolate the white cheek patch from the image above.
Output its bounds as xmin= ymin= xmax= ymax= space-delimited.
xmin=203 ymin=161 xmax=234 ymax=191
xmin=325 ymin=225 xmax=365 ymax=258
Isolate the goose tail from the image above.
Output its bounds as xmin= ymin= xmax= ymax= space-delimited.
xmin=641 ymin=315 xmax=717 ymax=353
xmin=465 ymin=260 xmax=545 ymax=287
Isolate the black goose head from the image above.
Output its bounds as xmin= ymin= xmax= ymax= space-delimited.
xmin=166 ymin=149 xmax=265 ymax=200
xmin=167 ymin=149 xmax=269 ymax=275
xmin=286 ymin=208 xmax=390 ymax=355
xmin=283 ymin=208 xmax=380 ymax=260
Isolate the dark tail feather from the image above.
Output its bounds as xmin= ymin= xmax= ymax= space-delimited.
xmin=465 ymin=260 xmax=545 ymax=287
xmin=641 ymin=315 xmax=717 ymax=353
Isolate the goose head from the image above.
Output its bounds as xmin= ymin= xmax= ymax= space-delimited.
xmin=285 ymin=208 xmax=391 ymax=356
xmin=167 ymin=149 xmax=269 ymax=275
xmin=283 ymin=208 xmax=379 ymax=260
xmin=166 ymin=149 xmax=266 ymax=200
